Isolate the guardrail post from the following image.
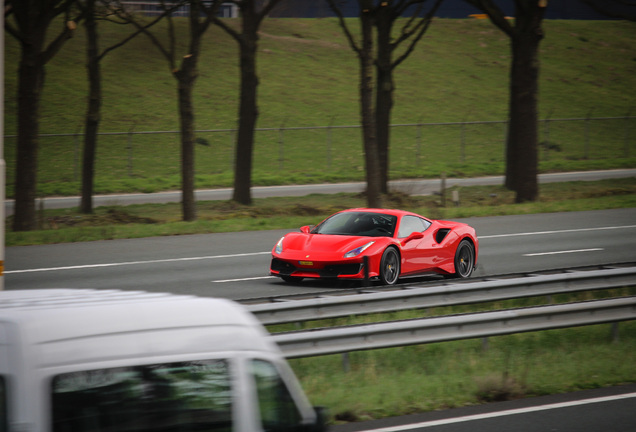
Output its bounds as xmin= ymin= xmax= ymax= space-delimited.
xmin=611 ymin=322 xmax=619 ymax=343
xmin=481 ymin=337 xmax=489 ymax=351
xmin=342 ymin=352 xmax=350 ymax=373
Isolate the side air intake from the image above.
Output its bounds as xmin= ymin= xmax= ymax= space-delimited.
xmin=435 ymin=228 xmax=451 ymax=243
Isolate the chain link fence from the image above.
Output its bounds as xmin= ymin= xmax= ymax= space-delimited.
xmin=4 ymin=115 xmax=634 ymax=194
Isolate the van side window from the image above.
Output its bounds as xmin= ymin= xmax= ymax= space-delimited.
xmin=250 ymin=359 xmax=302 ymax=432
xmin=52 ymin=360 xmax=233 ymax=431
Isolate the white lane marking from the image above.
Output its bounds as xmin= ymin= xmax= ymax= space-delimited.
xmin=5 ymin=252 xmax=271 ymax=274
xmin=212 ymin=276 xmax=276 ymax=283
xmin=8 ymin=224 xmax=635 ymax=275
xmin=480 ymin=224 xmax=636 ymax=239
xmin=355 ymin=392 xmax=636 ymax=431
xmin=523 ymin=248 xmax=604 ymax=257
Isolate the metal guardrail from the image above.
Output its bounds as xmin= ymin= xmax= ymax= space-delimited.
xmin=247 ymin=266 xmax=636 ymax=325
xmin=272 ymin=296 xmax=636 ymax=358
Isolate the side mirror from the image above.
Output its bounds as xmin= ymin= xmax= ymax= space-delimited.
xmin=401 ymin=231 xmax=424 ymax=246
xmin=300 ymin=225 xmax=312 ymax=234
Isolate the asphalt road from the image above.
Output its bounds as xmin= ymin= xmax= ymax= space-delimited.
xmin=331 ymin=384 xmax=636 ymax=432
xmin=4 ymin=168 xmax=636 ymax=215
xmin=6 ymin=207 xmax=636 ymax=299
xmin=5 ymin=207 xmax=636 ymax=431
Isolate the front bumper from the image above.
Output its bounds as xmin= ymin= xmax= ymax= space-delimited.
xmin=270 ymin=258 xmax=367 ymax=279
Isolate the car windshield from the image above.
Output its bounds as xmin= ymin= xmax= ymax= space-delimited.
xmin=312 ymin=212 xmax=397 ymax=237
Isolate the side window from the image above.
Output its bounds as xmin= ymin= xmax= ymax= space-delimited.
xmin=52 ymin=360 xmax=233 ymax=432
xmin=250 ymin=359 xmax=302 ymax=432
xmin=397 ymin=216 xmax=431 ymax=238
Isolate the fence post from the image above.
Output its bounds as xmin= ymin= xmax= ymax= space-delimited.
xmin=461 ymin=112 xmax=470 ymax=163
xmin=278 ymin=120 xmax=285 ymax=171
xmin=440 ymin=172 xmax=446 ymax=207
xmin=326 ymin=116 xmax=334 ymax=170
xmin=416 ymin=117 xmax=423 ymax=167
xmin=503 ymin=119 xmax=508 ymax=163
xmin=625 ymin=108 xmax=632 ymax=158
xmin=127 ymin=124 xmax=135 ymax=177
xmin=74 ymin=126 xmax=81 ymax=182
xmin=543 ymin=109 xmax=553 ymax=161
xmin=585 ymin=108 xmax=594 ymax=159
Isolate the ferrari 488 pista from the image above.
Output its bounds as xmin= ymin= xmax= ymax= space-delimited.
xmin=270 ymin=208 xmax=478 ymax=285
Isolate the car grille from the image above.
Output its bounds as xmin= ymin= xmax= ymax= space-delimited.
xmin=271 ymin=259 xmax=363 ymax=278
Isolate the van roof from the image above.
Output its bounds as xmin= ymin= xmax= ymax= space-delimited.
xmin=0 ymin=289 xmax=279 ymax=369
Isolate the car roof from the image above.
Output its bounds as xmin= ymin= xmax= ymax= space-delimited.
xmin=340 ymin=208 xmax=422 ymax=218
xmin=0 ymin=289 xmax=278 ymax=368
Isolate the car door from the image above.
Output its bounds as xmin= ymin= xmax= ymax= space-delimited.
xmin=398 ymin=215 xmax=437 ymax=275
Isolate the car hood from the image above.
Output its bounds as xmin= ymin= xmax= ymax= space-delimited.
xmin=278 ymin=233 xmax=379 ymax=258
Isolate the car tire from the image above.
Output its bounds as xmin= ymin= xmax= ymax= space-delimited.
xmin=379 ymin=247 xmax=400 ymax=285
xmin=452 ymin=239 xmax=475 ymax=278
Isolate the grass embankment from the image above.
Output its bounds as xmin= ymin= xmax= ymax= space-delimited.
xmin=290 ymin=318 xmax=636 ymax=422
xmin=4 ymin=19 xmax=636 ymax=197
xmin=7 ymin=177 xmax=636 ymax=246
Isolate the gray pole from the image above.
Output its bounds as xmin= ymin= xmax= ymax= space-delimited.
xmin=1 ymin=0 xmax=6 ymax=290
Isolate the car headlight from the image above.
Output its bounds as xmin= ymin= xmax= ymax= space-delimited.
xmin=344 ymin=241 xmax=375 ymax=258
xmin=274 ymin=237 xmax=284 ymax=254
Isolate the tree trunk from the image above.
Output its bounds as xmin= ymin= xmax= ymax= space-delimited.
xmin=232 ymin=22 xmax=259 ymax=205
xmin=506 ymin=6 xmax=544 ymax=202
xmin=176 ymin=61 xmax=197 ymax=221
xmin=360 ymin=4 xmax=382 ymax=208
xmin=81 ymin=8 xmax=101 ymax=214
xmin=375 ymin=9 xmax=393 ymax=195
xmin=14 ymin=46 xmax=45 ymax=231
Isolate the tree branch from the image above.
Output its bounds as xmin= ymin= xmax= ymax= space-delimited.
xmin=393 ymin=0 xmax=443 ymax=69
xmin=325 ymin=0 xmax=362 ymax=56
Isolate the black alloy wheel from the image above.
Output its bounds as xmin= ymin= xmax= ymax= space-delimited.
xmin=379 ymin=247 xmax=400 ymax=285
xmin=454 ymin=239 xmax=475 ymax=278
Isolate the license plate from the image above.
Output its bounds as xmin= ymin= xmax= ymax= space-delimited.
xmin=298 ymin=261 xmax=313 ymax=266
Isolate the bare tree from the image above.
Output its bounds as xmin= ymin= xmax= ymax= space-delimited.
xmin=374 ymin=0 xmax=442 ymax=193
xmin=464 ymin=0 xmax=547 ymax=202
xmin=325 ymin=0 xmax=441 ymax=204
xmin=325 ymin=0 xmax=382 ymax=208
xmin=211 ymin=0 xmax=285 ymax=206
xmin=126 ymin=0 xmax=219 ymax=221
xmin=77 ymin=0 xmax=174 ymax=214
xmin=5 ymin=0 xmax=82 ymax=231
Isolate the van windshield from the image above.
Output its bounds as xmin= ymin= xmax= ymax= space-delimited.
xmin=52 ymin=360 xmax=232 ymax=432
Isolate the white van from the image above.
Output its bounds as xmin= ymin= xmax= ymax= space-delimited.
xmin=0 ymin=289 xmax=327 ymax=432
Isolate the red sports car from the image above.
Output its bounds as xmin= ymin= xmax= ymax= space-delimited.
xmin=270 ymin=208 xmax=478 ymax=285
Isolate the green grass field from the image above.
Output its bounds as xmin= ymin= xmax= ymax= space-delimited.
xmin=4 ymin=18 xmax=636 ymax=197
